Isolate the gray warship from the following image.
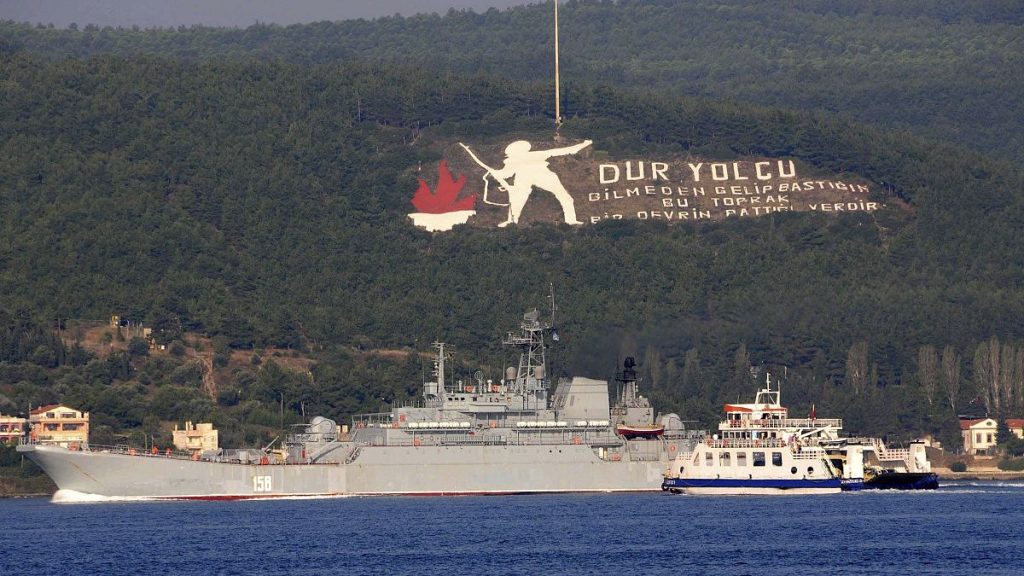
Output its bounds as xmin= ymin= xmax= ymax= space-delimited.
xmin=19 ymin=308 xmax=696 ymax=500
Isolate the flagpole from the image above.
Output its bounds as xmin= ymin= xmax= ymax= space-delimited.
xmin=554 ymin=0 xmax=561 ymax=130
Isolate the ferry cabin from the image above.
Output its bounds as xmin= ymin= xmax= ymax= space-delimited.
xmin=671 ymin=437 xmax=840 ymax=488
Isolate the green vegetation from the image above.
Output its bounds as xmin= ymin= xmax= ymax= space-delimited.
xmin=1002 ymin=436 xmax=1024 ymax=458
xmin=1 ymin=5 xmax=1023 ymax=453
xmin=2 ymin=1 xmax=1021 ymax=163
xmin=0 ymin=444 xmax=54 ymax=495
xmin=997 ymin=458 xmax=1024 ymax=472
xmin=948 ymin=461 xmax=968 ymax=473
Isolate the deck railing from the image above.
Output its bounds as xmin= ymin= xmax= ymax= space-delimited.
xmin=720 ymin=418 xmax=842 ymax=430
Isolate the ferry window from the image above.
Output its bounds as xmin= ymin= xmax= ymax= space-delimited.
xmin=791 ymin=467 xmax=798 ymax=474
xmin=772 ymin=452 xmax=783 ymax=466
xmin=705 ymin=452 xmax=714 ymax=466
xmin=720 ymin=452 xmax=731 ymax=467
xmin=736 ymin=452 xmax=747 ymax=467
xmin=752 ymin=452 xmax=766 ymax=467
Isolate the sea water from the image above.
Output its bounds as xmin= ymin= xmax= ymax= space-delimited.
xmin=2 ymin=481 xmax=1021 ymax=575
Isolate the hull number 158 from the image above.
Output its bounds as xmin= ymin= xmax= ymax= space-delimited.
xmin=253 ymin=475 xmax=272 ymax=492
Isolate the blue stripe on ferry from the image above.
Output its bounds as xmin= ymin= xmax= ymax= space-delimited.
xmin=663 ymin=477 xmax=841 ymax=489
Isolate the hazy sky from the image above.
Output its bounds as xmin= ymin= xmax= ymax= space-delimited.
xmin=0 ymin=1 xmax=541 ymax=28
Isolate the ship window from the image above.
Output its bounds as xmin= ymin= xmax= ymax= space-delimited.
xmin=705 ymin=452 xmax=713 ymax=466
xmin=736 ymin=452 xmax=747 ymax=467
xmin=791 ymin=467 xmax=798 ymax=474
xmin=752 ymin=452 xmax=766 ymax=466
xmin=772 ymin=452 xmax=783 ymax=466
xmin=720 ymin=452 xmax=731 ymax=467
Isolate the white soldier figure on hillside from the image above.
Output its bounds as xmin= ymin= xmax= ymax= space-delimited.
xmin=461 ymin=139 xmax=592 ymax=226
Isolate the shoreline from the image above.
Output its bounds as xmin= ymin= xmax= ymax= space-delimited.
xmin=935 ymin=469 xmax=1024 ymax=481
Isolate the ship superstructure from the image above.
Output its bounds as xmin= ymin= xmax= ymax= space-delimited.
xmin=19 ymin=308 xmax=697 ymax=501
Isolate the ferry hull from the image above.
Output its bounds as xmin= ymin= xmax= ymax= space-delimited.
xmin=863 ymin=472 xmax=939 ymax=490
xmin=661 ymin=477 xmax=841 ymax=495
xmin=19 ymin=443 xmax=669 ymax=501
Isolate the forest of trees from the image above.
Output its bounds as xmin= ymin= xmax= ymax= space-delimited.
xmin=2 ymin=0 xmax=1021 ymax=164
xmin=2 ymin=2 xmax=1024 ymax=457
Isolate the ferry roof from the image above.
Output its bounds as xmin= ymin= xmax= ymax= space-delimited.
xmin=724 ymin=404 xmax=787 ymax=413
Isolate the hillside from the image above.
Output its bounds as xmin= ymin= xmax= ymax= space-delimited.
xmin=1 ymin=44 xmax=1023 ymax=451
xmin=2 ymin=0 xmax=1022 ymax=164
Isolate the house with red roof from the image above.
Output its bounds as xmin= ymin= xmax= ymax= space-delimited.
xmin=960 ymin=418 xmax=998 ymax=455
xmin=960 ymin=417 xmax=1024 ymax=454
xmin=1008 ymin=419 xmax=1024 ymax=441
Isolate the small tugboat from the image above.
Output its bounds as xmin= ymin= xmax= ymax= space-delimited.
xmin=662 ymin=376 xmax=842 ymax=495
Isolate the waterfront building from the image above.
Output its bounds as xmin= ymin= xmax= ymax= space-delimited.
xmin=29 ymin=405 xmax=89 ymax=447
xmin=0 ymin=414 xmax=28 ymax=444
xmin=172 ymin=421 xmax=219 ymax=454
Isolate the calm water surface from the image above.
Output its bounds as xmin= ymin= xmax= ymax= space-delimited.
xmin=3 ymin=481 xmax=1021 ymax=575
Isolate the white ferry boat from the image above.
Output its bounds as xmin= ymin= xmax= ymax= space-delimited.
xmin=662 ymin=377 xmax=842 ymax=495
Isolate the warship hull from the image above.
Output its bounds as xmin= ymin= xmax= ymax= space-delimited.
xmin=19 ymin=442 xmax=670 ymax=500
